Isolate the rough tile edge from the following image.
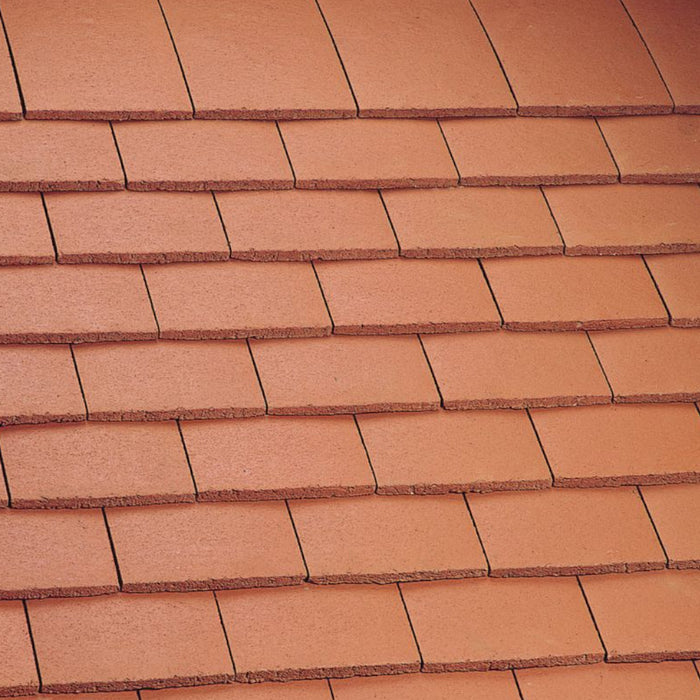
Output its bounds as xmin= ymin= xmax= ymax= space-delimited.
xmin=236 ymin=661 xmax=421 ymax=683
xmin=195 ymin=108 xmax=357 ymax=120
xmin=267 ymin=401 xmax=441 ymax=416
xmin=24 ymin=109 xmax=193 ymax=121
xmin=443 ymin=395 xmax=611 ymax=410
xmin=620 ymin=174 xmax=700 ymax=185
xmin=670 ymin=317 xmax=700 ymax=328
xmin=359 ymin=106 xmax=517 ymax=119
xmin=0 ymin=254 xmax=55 ymax=266
xmin=230 ymin=248 xmax=398 ymax=262
xmin=308 ymin=568 xmax=487 ymax=585
xmin=198 ymin=484 xmax=375 ymax=502
xmin=0 ymin=412 xmax=85 ymax=428
xmin=565 ymin=243 xmax=700 ymax=256
xmin=121 ymin=574 xmax=305 ymax=593
xmin=458 ymin=175 xmax=618 ymax=187
xmin=376 ymin=478 xmax=552 ymax=495
xmin=401 ymin=245 xmax=563 ymax=259
xmin=0 ymin=180 xmax=124 ymax=192
xmin=613 ymin=392 xmax=700 ymax=404
xmin=489 ymin=560 xmax=666 ymax=578
xmin=422 ymin=652 xmax=604 ymax=673
xmin=669 ymin=558 xmax=700 ymax=570
xmin=675 ymin=104 xmax=700 ymax=114
xmin=332 ymin=321 xmax=500 ymax=335
xmin=87 ymin=407 xmax=265 ymax=422
xmin=502 ymin=318 xmax=667 ymax=332
xmin=12 ymin=492 xmax=197 ymax=510
xmin=40 ymin=673 xmax=234 ymax=694
xmin=0 ymin=330 xmax=158 ymax=344
xmin=58 ymin=251 xmax=231 ymax=265
xmin=127 ymin=180 xmax=294 ymax=192
xmin=606 ymin=651 xmax=700 ymax=663
xmin=0 ymin=682 xmax=40 ymax=698
xmin=0 ymin=110 xmax=22 ymax=121
xmin=295 ymin=178 xmax=458 ymax=190
xmin=0 ymin=583 xmax=119 ymax=600
xmin=517 ymin=104 xmax=673 ymax=117
xmin=554 ymin=471 xmax=700 ymax=488
xmin=158 ymin=326 xmax=332 ymax=341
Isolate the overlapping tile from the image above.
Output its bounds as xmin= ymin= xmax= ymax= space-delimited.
xmin=0 ymin=193 xmax=54 ymax=265
xmin=645 ymin=253 xmax=700 ymax=326
xmin=0 ymin=601 xmax=38 ymax=696
xmin=0 ymin=32 xmax=21 ymax=120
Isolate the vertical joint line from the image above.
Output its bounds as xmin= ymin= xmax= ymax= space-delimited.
xmin=525 ymin=408 xmax=556 ymax=486
xmin=353 ymin=414 xmax=379 ymax=493
xmin=512 ymin=669 xmax=526 ymax=700
xmin=139 ymin=264 xmax=161 ymax=337
xmin=327 ymin=678 xmax=337 ymax=699
xmin=576 ymin=575 xmax=608 ymax=659
xmin=176 ymin=419 xmax=199 ymax=498
xmin=636 ymin=485 xmax=670 ymax=566
xmin=102 ymin=508 xmax=124 ymax=588
xmin=211 ymin=191 xmax=233 ymax=257
xmin=275 ymin=121 xmax=297 ymax=188
xmin=594 ymin=118 xmax=621 ymax=181
xmin=436 ymin=119 xmax=461 ymax=184
xmin=22 ymin=601 xmax=43 ymax=689
xmin=0 ymin=7 xmax=26 ymax=113
xmin=246 ymin=339 xmax=268 ymax=413
xmin=311 ymin=260 xmax=335 ymax=333
xmin=417 ymin=334 xmax=444 ymax=408
xmin=539 ymin=186 xmax=567 ymax=252
xmin=377 ymin=189 xmax=403 ymax=256
xmin=641 ymin=255 xmax=672 ymax=324
xmin=477 ymin=258 xmax=504 ymax=326
xmin=0 ymin=444 xmax=13 ymax=508
xmin=39 ymin=194 xmax=59 ymax=262
xmin=463 ymin=493 xmax=492 ymax=574
xmin=585 ymin=331 xmax=614 ymax=402
xmin=68 ymin=344 xmax=90 ymax=420
xmin=109 ymin=121 xmax=129 ymax=189
xmin=397 ymin=583 xmax=425 ymax=669
xmin=213 ymin=591 xmax=237 ymax=677
xmin=285 ymin=500 xmax=310 ymax=581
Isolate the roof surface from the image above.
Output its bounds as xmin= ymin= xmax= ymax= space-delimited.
xmin=0 ymin=0 xmax=699 ymax=698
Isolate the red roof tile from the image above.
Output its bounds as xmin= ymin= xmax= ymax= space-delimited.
xmin=143 ymin=682 xmax=331 ymax=700
xmin=278 ymin=119 xmax=457 ymax=188
xmin=1 ymin=0 xmax=191 ymax=120
xmin=0 ymin=421 xmax=195 ymax=509
xmin=0 ymin=193 xmax=54 ymax=265
xmin=471 ymin=0 xmax=671 ymax=116
xmin=645 ymin=253 xmax=700 ymax=327
xmin=0 ymin=32 xmax=21 ymax=120
xmin=289 ymin=494 xmax=486 ymax=583
xmin=421 ymin=331 xmax=610 ymax=409
xmin=73 ymin=340 xmax=265 ymax=421
xmin=113 ymin=120 xmax=293 ymax=191
xmin=401 ymin=577 xmax=604 ymax=671
xmin=0 ymin=600 xmax=38 ymax=695
xmin=317 ymin=0 xmax=515 ymax=117
xmin=159 ymin=0 xmax=354 ymax=119
xmin=217 ymin=584 xmax=420 ymax=681
xmin=440 ymin=117 xmax=617 ymax=185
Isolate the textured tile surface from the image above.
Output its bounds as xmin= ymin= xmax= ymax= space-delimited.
xmin=0 ymin=601 xmax=39 ymax=695
xmin=0 ymin=193 xmax=54 ymax=265
xmin=645 ymin=253 xmax=700 ymax=326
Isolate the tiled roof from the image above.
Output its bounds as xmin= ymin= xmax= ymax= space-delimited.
xmin=0 ymin=0 xmax=698 ymax=697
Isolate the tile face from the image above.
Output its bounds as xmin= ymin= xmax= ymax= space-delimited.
xmin=0 ymin=33 xmax=21 ymax=120
xmin=646 ymin=253 xmax=700 ymax=326
xmin=217 ymin=584 xmax=420 ymax=681
xmin=0 ymin=421 xmax=195 ymax=508
xmin=107 ymin=502 xmax=305 ymax=592
xmin=144 ymin=261 xmax=331 ymax=339
xmin=590 ymin=327 xmax=700 ymax=402
xmin=402 ymin=577 xmax=603 ymax=671
xmin=182 ymin=416 xmax=374 ymax=501
xmin=383 ymin=187 xmax=562 ymax=258
xmin=279 ymin=119 xmax=457 ymax=189
xmin=440 ymin=117 xmax=617 ymax=186
xmin=47 ymin=191 xmax=230 ymax=264
xmin=73 ymin=340 xmax=265 ymax=421
xmin=318 ymin=0 xmax=514 ymax=117
xmin=599 ymin=115 xmax=700 ymax=183
xmin=0 ymin=264 xmax=157 ymax=342
xmin=289 ymin=494 xmax=486 ymax=583
xmin=642 ymin=484 xmax=700 ymax=568
xmin=531 ymin=403 xmax=700 ymax=487
xmin=316 ymin=258 xmax=500 ymax=334
xmin=219 ymin=190 xmax=397 ymax=261
xmin=1 ymin=0 xmax=191 ymax=119
xmin=0 ymin=193 xmax=54 ymax=265
xmin=516 ymin=661 xmax=700 ymax=700
xmin=624 ymin=0 xmax=700 ymax=113
xmin=250 ymin=335 xmax=440 ymax=415
xmin=113 ymin=121 xmax=293 ymax=191
xmin=472 ymin=0 xmax=671 ymax=115
xmin=28 ymin=592 xmax=233 ymax=691
xmin=0 ymin=345 xmax=85 ymax=425
xmin=422 ymin=331 xmax=610 ymax=409
xmin=544 ymin=184 xmax=700 ymax=254
xmin=581 ymin=570 xmax=700 ymax=661
xmin=469 ymin=487 xmax=665 ymax=576
xmin=0 ymin=601 xmax=38 ymax=695
xmin=142 ymin=682 xmax=331 ymax=700
xmin=160 ymin=0 xmax=354 ymax=118
xmin=0 ymin=121 xmax=123 ymax=192
xmin=0 ymin=509 xmax=118 ymax=598
xmin=332 ymin=671 xmax=521 ymax=700
xmin=483 ymin=255 xmax=667 ymax=330
xmin=357 ymin=410 xmax=550 ymax=494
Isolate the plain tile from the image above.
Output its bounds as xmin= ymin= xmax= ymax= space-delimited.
xmin=0 ymin=32 xmax=21 ymax=120
xmin=646 ymin=253 xmax=700 ymax=326
xmin=0 ymin=193 xmax=54 ymax=265
xmin=142 ymin=681 xmax=331 ymax=700
xmin=0 ymin=601 xmax=38 ymax=696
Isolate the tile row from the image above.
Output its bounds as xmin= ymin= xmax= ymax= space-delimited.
xmin=0 ymin=0 xmax=697 ymax=120
xmin=1 ymin=482 xmax=698 ymax=599
xmin=1 ymin=327 xmax=699 ymax=426
xmin=0 ymin=116 xmax=698 ymax=192
xmin=1 ymin=569 xmax=698 ymax=692
xmin=3 ymin=186 xmax=700 ymax=267
xmin=1 ymin=254 xmax=699 ymax=343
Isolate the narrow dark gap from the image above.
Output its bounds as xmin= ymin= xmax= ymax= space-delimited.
xmin=641 ymin=254 xmax=672 ymax=324
xmin=594 ymin=118 xmax=622 ymax=182
xmin=109 ymin=121 xmax=129 ymax=189
xmin=477 ymin=258 xmax=504 ymax=326
xmin=396 ymin=583 xmax=425 ymax=669
xmin=176 ymin=419 xmax=199 ymax=498
xmin=436 ymin=118 xmax=462 ymax=183
xmin=636 ymin=485 xmax=670 ymax=566
xmin=311 ymin=260 xmax=335 ymax=333
xmin=39 ymin=194 xmax=59 ymax=263
xmin=353 ymin=414 xmax=379 ymax=493
xmin=102 ymin=508 xmax=124 ymax=589
xmin=0 ymin=6 xmax=26 ymax=113
xmin=212 ymin=591 xmax=237 ymax=677
xmin=211 ymin=191 xmax=233 ymax=257
xmin=539 ymin=185 xmax=567 ymax=253
xmin=275 ymin=120 xmax=298 ymax=188
xmin=462 ymin=493 xmax=492 ymax=574
xmin=22 ymin=601 xmax=43 ymax=690
xmin=68 ymin=344 xmax=90 ymax=420
xmin=584 ymin=331 xmax=615 ymax=402
xmin=417 ymin=334 xmax=445 ymax=408
xmin=327 ymin=678 xmax=337 ymax=699
xmin=576 ymin=575 xmax=608 ymax=660
xmin=0 ymin=444 xmax=13 ymax=508
xmin=285 ymin=499 xmax=311 ymax=581
xmin=139 ymin=264 xmax=162 ymax=337
xmin=377 ymin=189 xmax=403 ymax=256
xmin=525 ymin=408 xmax=556 ymax=486
xmin=511 ymin=669 xmax=526 ymax=700
xmin=245 ymin=339 xmax=269 ymax=414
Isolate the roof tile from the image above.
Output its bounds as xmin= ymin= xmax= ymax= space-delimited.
xmin=0 ymin=264 xmax=158 ymax=343
xmin=0 ymin=32 xmax=21 ymax=120
xmin=0 ymin=193 xmax=54 ymax=265
xmin=581 ymin=569 xmax=700 ymax=661
xmin=0 ymin=120 xmax=124 ymax=192
xmin=46 ymin=191 xmax=230 ymax=264
xmin=482 ymin=255 xmax=667 ymax=330
xmin=144 ymin=261 xmax=331 ymax=340
xmin=590 ymin=327 xmax=700 ymax=402
xmin=421 ymin=331 xmax=610 ymax=409
xmin=0 ymin=600 xmax=38 ymax=696
xmin=160 ymin=0 xmax=354 ymax=119
xmin=143 ymin=681 xmax=331 ymax=699
xmin=0 ymin=421 xmax=195 ymax=509
xmin=645 ymin=253 xmax=700 ymax=326
xmin=440 ymin=117 xmax=617 ymax=185
xmin=289 ymin=494 xmax=486 ymax=583
xmin=182 ymin=416 xmax=374 ymax=501
xmin=1 ymin=0 xmax=191 ymax=120
xmin=382 ymin=187 xmax=562 ymax=259
xmin=279 ymin=119 xmax=458 ymax=189
xmin=543 ymin=183 xmax=700 ymax=255
xmin=0 ymin=508 xmax=118 ymax=598
xmin=469 ymin=487 xmax=665 ymax=576
xmin=0 ymin=345 xmax=85 ymax=426
xmin=250 ymin=335 xmax=440 ymax=415
xmin=530 ymin=403 xmax=700 ymax=487
xmin=107 ymin=502 xmax=305 ymax=592
xmin=28 ymin=592 xmax=233 ymax=691
xmin=357 ymin=410 xmax=551 ymax=495
xmin=73 ymin=340 xmax=265 ymax=421
xmin=217 ymin=584 xmax=420 ymax=681
xmin=598 ymin=114 xmax=700 ymax=183
xmin=641 ymin=483 xmax=700 ymax=568
xmin=401 ymin=577 xmax=604 ymax=671
xmin=219 ymin=190 xmax=397 ymax=262
xmin=317 ymin=0 xmax=515 ymax=117
xmin=113 ymin=120 xmax=293 ymax=191
xmin=316 ymin=258 xmax=500 ymax=334
xmin=471 ymin=0 xmax=671 ymax=115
